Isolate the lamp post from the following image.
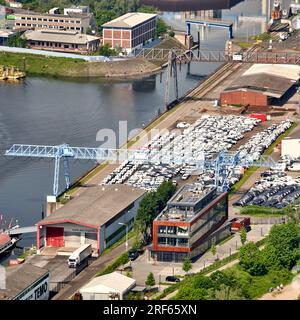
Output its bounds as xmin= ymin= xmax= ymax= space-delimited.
xmin=118 ymin=222 xmax=128 ymax=252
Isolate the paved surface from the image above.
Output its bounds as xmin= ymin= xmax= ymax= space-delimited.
xmin=51 ymin=239 xmax=131 ymax=300
xmin=131 ymin=224 xmax=271 ymax=286
xmin=259 ymin=275 xmax=300 ymax=300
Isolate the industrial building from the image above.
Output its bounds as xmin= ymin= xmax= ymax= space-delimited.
xmin=14 ymin=12 xmax=91 ymax=33
xmin=79 ymin=272 xmax=136 ymax=300
xmin=220 ymin=64 xmax=300 ymax=107
xmin=36 ymin=185 xmax=145 ymax=255
xmin=150 ymin=185 xmax=230 ymax=262
xmin=281 ymin=138 xmax=300 ymax=159
xmin=24 ymin=29 xmax=100 ymax=54
xmin=0 ymin=29 xmax=18 ymax=45
xmin=102 ymin=12 xmax=157 ymax=53
xmin=0 ymin=264 xmax=49 ymax=300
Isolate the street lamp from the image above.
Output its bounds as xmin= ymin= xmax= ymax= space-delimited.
xmin=118 ymin=222 xmax=128 ymax=252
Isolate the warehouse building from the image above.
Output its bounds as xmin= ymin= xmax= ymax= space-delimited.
xmin=220 ymin=64 xmax=300 ymax=107
xmin=14 ymin=12 xmax=91 ymax=33
xmin=79 ymin=272 xmax=136 ymax=300
xmin=36 ymin=185 xmax=145 ymax=255
xmin=24 ymin=29 xmax=100 ymax=53
xmin=0 ymin=264 xmax=49 ymax=300
xmin=102 ymin=12 xmax=157 ymax=53
xmin=150 ymin=185 xmax=230 ymax=262
xmin=282 ymin=138 xmax=300 ymax=159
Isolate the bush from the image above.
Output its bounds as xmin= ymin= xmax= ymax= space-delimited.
xmin=97 ymin=252 xmax=129 ymax=276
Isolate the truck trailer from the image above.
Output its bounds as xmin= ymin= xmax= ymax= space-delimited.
xmin=68 ymin=244 xmax=92 ymax=268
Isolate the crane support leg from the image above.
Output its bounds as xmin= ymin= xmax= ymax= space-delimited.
xmin=53 ymin=155 xmax=61 ymax=197
xmin=63 ymin=156 xmax=71 ymax=190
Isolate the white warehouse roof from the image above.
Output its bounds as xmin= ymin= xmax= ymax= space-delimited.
xmin=80 ymin=272 xmax=136 ymax=295
xmin=102 ymin=12 xmax=157 ymax=29
xmin=243 ymin=64 xmax=300 ymax=81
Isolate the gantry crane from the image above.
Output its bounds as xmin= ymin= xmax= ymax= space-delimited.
xmin=4 ymin=143 xmax=277 ymax=197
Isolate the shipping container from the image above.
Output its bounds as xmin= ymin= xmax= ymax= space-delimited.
xmin=249 ymin=113 xmax=267 ymax=122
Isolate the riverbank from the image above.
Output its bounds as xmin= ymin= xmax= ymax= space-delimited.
xmin=0 ymin=52 xmax=161 ymax=79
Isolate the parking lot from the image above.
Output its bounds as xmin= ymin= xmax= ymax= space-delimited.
xmin=100 ymin=116 xmax=293 ymax=193
xmin=234 ymin=171 xmax=300 ymax=209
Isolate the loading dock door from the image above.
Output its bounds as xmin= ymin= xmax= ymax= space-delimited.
xmin=46 ymin=227 xmax=64 ymax=247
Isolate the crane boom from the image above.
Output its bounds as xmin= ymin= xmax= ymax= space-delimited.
xmin=5 ymin=143 xmax=277 ymax=197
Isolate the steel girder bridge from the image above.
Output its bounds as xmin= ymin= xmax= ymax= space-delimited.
xmin=133 ymin=48 xmax=300 ymax=65
xmin=5 ymin=143 xmax=277 ymax=197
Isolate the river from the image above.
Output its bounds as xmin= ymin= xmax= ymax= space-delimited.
xmin=0 ymin=0 xmax=293 ymax=261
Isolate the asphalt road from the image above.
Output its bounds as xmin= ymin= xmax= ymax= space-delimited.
xmin=52 ymin=240 xmax=130 ymax=300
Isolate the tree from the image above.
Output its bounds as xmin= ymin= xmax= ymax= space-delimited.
xmin=98 ymin=44 xmax=117 ymax=57
xmin=7 ymin=34 xmax=27 ymax=48
xmin=168 ymin=30 xmax=175 ymax=37
xmin=239 ymin=227 xmax=247 ymax=246
xmin=182 ymin=257 xmax=192 ymax=273
xmin=238 ymin=242 xmax=267 ymax=276
xmin=211 ymin=244 xmax=217 ymax=259
xmin=145 ymin=272 xmax=155 ymax=287
xmin=265 ymin=222 xmax=300 ymax=269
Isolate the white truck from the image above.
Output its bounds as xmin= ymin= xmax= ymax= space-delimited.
xmin=68 ymin=244 xmax=92 ymax=268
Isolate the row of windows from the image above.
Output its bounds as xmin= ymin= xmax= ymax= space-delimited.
xmin=157 ymin=225 xmax=189 ymax=236
xmin=16 ymin=23 xmax=81 ymax=31
xmin=20 ymin=16 xmax=81 ymax=24
xmin=157 ymin=237 xmax=189 ymax=247
xmin=132 ymin=20 xmax=156 ymax=37
xmin=31 ymin=41 xmax=80 ymax=49
xmin=151 ymin=251 xmax=188 ymax=263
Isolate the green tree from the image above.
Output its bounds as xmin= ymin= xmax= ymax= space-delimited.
xmin=145 ymin=272 xmax=155 ymax=287
xmin=238 ymin=242 xmax=267 ymax=276
xmin=7 ymin=34 xmax=27 ymax=48
xmin=182 ymin=257 xmax=192 ymax=273
xmin=265 ymin=222 xmax=300 ymax=269
xmin=211 ymin=244 xmax=217 ymax=258
xmin=98 ymin=43 xmax=117 ymax=56
xmin=240 ymin=227 xmax=247 ymax=246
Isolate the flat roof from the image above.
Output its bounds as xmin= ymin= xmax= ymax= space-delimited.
xmin=0 ymin=29 xmax=17 ymax=37
xmin=24 ymin=29 xmax=100 ymax=44
xmin=156 ymin=185 xmax=218 ymax=222
xmin=168 ymin=184 xmax=214 ymax=206
xmin=80 ymin=272 xmax=136 ymax=295
xmin=39 ymin=184 xmax=145 ymax=228
xmin=15 ymin=11 xmax=90 ymax=19
xmin=224 ymin=64 xmax=300 ymax=98
xmin=102 ymin=12 xmax=157 ymax=29
xmin=0 ymin=264 xmax=49 ymax=300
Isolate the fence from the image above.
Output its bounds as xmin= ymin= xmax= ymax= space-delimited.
xmin=0 ymin=46 xmax=110 ymax=62
xmin=49 ymin=257 xmax=96 ymax=298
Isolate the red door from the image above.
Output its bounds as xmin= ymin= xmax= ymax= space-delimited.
xmin=46 ymin=227 xmax=64 ymax=247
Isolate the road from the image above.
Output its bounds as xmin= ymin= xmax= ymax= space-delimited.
xmin=52 ymin=240 xmax=130 ymax=300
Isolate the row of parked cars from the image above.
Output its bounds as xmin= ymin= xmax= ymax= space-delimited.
xmin=101 ymin=115 xmax=261 ymax=190
xmin=236 ymin=120 xmax=293 ymax=165
xmin=234 ymin=171 xmax=300 ymax=209
xmin=101 ymin=116 xmax=293 ymax=194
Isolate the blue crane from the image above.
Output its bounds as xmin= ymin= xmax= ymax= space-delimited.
xmin=4 ymin=143 xmax=276 ymax=197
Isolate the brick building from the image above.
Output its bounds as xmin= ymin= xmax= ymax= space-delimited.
xmin=220 ymin=64 xmax=300 ymax=107
xmin=102 ymin=12 xmax=157 ymax=53
xmin=150 ymin=185 xmax=230 ymax=262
